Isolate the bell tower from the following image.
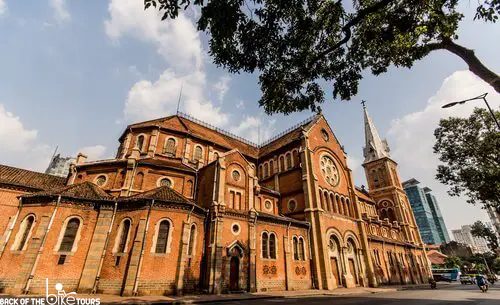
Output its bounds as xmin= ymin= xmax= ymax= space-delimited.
xmin=361 ymin=105 xmax=422 ymax=245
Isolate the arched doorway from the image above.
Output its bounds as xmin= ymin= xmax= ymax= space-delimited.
xmin=328 ymin=234 xmax=343 ymax=287
xmin=229 ymin=256 xmax=240 ymax=291
xmin=227 ymin=245 xmax=243 ymax=291
xmin=346 ymin=238 xmax=360 ymax=286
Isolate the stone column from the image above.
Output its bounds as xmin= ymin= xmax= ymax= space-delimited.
xmin=13 ymin=214 xmax=53 ymax=293
xmin=147 ymin=129 xmax=159 ymax=157
xmin=283 ymin=230 xmax=292 ymax=290
xmin=78 ymin=206 xmax=115 ymax=293
xmin=174 ymin=221 xmax=191 ymax=295
xmin=122 ymin=212 xmax=149 ymax=296
xmin=248 ymin=211 xmax=257 ymax=292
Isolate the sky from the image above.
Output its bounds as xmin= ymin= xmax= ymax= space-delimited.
xmin=0 ymin=1 xmax=498 ymax=236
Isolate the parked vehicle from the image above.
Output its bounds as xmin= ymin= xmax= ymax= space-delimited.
xmin=460 ymin=275 xmax=475 ymax=285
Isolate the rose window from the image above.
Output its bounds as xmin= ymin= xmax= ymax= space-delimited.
xmin=320 ymin=155 xmax=339 ymax=186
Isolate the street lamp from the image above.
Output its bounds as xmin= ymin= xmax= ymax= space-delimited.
xmin=442 ymin=93 xmax=500 ymax=129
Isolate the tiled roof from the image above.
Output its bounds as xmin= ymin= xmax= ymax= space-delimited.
xmin=125 ymin=114 xmax=321 ymax=159
xmin=138 ymin=157 xmax=196 ymax=172
xmin=127 ymin=115 xmax=259 ymax=158
xmin=0 ymin=164 xmax=66 ymax=191
xmin=124 ymin=186 xmax=197 ymax=206
xmin=258 ymin=212 xmax=309 ymax=227
xmin=23 ymin=181 xmax=113 ymax=201
xmin=427 ymin=250 xmax=447 ymax=265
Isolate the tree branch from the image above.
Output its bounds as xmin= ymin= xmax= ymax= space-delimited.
xmin=439 ymin=38 xmax=500 ymax=93
xmin=311 ymin=0 xmax=395 ymax=64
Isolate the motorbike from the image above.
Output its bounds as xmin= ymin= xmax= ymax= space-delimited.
xmin=429 ymin=278 xmax=437 ymax=289
xmin=479 ymin=283 xmax=489 ymax=292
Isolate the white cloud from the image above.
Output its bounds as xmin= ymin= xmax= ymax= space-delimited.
xmin=105 ymin=0 xmax=202 ymax=73
xmin=106 ymin=0 xmax=230 ymax=127
xmin=213 ymin=75 xmax=231 ymax=102
xmin=236 ymin=100 xmax=245 ymax=109
xmin=0 ymin=0 xmax=7 ymax=16
xmin=0 ymin=104 xmax=52 ymax=171
xmin=49 ymin=0 xmax=71 ymax=23
xmin=387 ymin=70 xmax=499 ymax=231
xmin=124 ymin=69 xmax=228 ymax=126
xmin=77 ymin=145 xmax=108 ymax=161
xmin=230 ymin=116 xmax=276 ymax=144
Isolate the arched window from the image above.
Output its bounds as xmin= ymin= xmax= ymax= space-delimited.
xmin=59 ymin=218 xmax=81 ymax=252
xmin=187 ymin=224 xmax=196 ymax=256
xmin=298 ymin=237 xmax=305 ymax=260
xmin=323 ymin=191 xmax=329 ymax=211
xmin=186 ymin=180 xmax=193 ymax=197
xmin=116 ymin=219 xmax=131 ymax=253
xmin=341 ymin=197 xmax=347 ymax=216
xmin=13 ymin=215 xmax=35 ymax=251
xmin=213 ymin=152 xmax=219 ymax=160
xmin=262 ymin=232 xmax=269 ymax=259
xmin=164 ymin=138 xmax=176 ymax=155
xmin=264 ymin=163 xmax=269 ymax=177
xmin=292 ymin=150 xmax=299 ymax=167
xmin=330 ymin=193 xmax=336 ymax=213
xmin=134 ymin=172 xmax=144 ymax=190
xmin=335 ymin=195 xmax=341 ymax=214
xmin=136 ymin=135 xmax=145 ymax=152
xmin=194 ymin=145 xmax=203 ymax=161
xmin=269 ymin=233 xmax=277 ymax=259
xmin=285 ymin=153 xmax=292 ymax=169
xmin=279 ymin=156 xmax=285 ymax=172
xmin=293 ymin=237 xmax=299 ymax=260
xmin=155 ymin=220 xmax=171 ymax=254
xmin=269 ymin=160 xmax=274 ymax=175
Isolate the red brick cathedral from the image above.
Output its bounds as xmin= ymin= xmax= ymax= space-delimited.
xmin=0 ymin=108 xmax=430 ymax=296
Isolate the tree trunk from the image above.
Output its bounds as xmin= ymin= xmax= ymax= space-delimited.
xmin=440 ymin=38 xmax=500 ymax=93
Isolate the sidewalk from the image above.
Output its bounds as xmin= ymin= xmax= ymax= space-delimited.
xmin=0 ymin=284 xmax=430 ymax=305
xmin=82 ymin=285 xmax=429 ymax=304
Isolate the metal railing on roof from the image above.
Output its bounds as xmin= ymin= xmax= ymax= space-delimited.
xmin=177 ymin=111 xmax=317 ymax=148
xmin=258 ymin=115 xmax=316 ymax=147
xmin=177 ymin=111 xmax=259 ymax=147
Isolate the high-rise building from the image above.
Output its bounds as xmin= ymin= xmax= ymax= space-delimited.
xmin=45 ymin=153 xmax=75 ymax=177
xmin=402 ymin=179 xmax=442 ymax=245
xmin=452 ymin=225 xmax=490 ymax=254
xmin=423 ymin=187 xmax=450 ymax=243
xmin=486 ymin=206 xmax=500 ymax=239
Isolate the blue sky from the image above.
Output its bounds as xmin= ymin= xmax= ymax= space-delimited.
xmin=0 ymin=0 xmax=498 ymax=233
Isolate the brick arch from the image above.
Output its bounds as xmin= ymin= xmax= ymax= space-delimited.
xmin=325 ymin=227 xmax=345 ymax=248
xmin=343 ymin=231 xmax=362 ymax=250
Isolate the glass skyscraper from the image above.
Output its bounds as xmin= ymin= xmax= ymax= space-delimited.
xmin=423 ymin=187 xmax=451 ymax=243
xmin=403 ymin=178 xmax=448 ymax=244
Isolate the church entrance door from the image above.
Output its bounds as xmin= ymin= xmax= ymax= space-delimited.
xmin=229 ymin=256 xmax=240 ymax=291
xmin=330 ymin=257 xmax=342 ymax=287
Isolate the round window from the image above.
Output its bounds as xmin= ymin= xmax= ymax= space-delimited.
xmin=321 ymin=129 xmax=329 ymax=141
xmin=320 ymin=155 xmax=340 ymax=186
xmin=232 ymin=223 xmax=240 ymax=235
xmin=95 ymin=175 xmax=107 ymax=187
xmin=264 ymin=200 xmax=272 ymax=211
xmin=159 ymin=178 xmax=172 ymax=187
xmin=232 ymin=170 xmax=241 ymax=181
xmin=288 ymin=200 xmax=297 ymax=212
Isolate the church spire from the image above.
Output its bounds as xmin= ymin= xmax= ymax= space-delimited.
xmin=362 ymin=104 xmax=390 ymax=163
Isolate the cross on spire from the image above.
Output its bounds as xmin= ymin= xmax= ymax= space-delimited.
xmin=361 ymin=100 xmax=367 ymax=109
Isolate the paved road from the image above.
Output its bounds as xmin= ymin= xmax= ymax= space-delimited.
xmin=210 ymin=283 xmax=500 ymax=305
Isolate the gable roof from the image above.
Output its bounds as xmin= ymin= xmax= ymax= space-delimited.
xmin=124 ymin=185 xmax=200 ymax=206
xmin=125 ymin=114 xmax=260 ymax=159
xmin=123 ymin=113 xmax=323 ymax=160
xmin=0 ymin=164 xmax=66 ymax=191
xmin=22 ymin=181 xmax=113 ymax=201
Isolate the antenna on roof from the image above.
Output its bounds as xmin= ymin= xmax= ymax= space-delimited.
xmin=176 ymin=83 xmax=184 ymax=114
